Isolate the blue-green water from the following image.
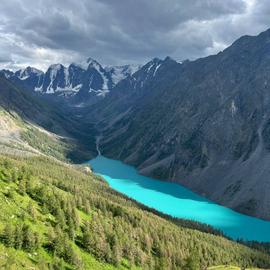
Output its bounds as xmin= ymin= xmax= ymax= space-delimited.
xmin=89 ymin=155 xmax=270 ymax=242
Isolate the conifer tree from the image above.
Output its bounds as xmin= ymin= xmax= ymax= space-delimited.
xmin=18 ymin=178 xmax=26 ymax=195
xmin=55 ymin=208 xmax=66 ymax=228
xmin=22 ymin=224 xmax=39 ymax=252
xmin=183 ymin=249 xmax=200 ymax=270
xmin=27 ymin=201 xmax=37 ymax=220
xmin=2 ymin=225 xmax=14 ymax=247
xmin=14 ymin=223 xmax=24 ymax=249
xmin=49 ymin=256 xmax=65 ymax=270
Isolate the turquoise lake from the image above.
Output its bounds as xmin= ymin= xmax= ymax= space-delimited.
xmin=89 ymin=155 xmax=270 ymax=242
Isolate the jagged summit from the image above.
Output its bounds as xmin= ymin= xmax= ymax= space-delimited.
xmin=0 ymin=56 xmax=180 ymax=101
xmin=72 ymin=57 xmax=102 ymax=70
xmin=1 ymin=57 xmax=142 ymax=100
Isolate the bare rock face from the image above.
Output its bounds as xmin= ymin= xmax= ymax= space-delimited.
xmin=82 ymin=166 xmax=92 ymax=174
xmin=93 ymin=29 xmax=270 ymax=220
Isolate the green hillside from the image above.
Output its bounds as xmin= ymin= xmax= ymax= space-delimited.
xmin=0 ymin=154 xmax=270 ymax=270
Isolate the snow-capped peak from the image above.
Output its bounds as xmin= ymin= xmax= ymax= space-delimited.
xmin=48 ymin=63 xmax=64 ymax=71
xmin=0 ymin=69 xmax=14 ymax=79
xmin=87 ymin=58 xmax=104 ymax=72
xmin=24 ymin=66 xmax=43 ymax=75
xmin=16 ymin=66 xmax=43 ymax=80
xmin=143 ymin=58 xmax=163 ymax=75
xmin=142 ymin=56 xmax=177 ymax=76
xmin=73 ymin=57 xmax=102 ymax=70
xmin=105 ymin=64 xmax=141 ymax=85
xmin=86 ymin=57 xmax=100 ymax=65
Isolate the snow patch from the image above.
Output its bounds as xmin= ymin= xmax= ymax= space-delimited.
xmin=20 ymin=75 xmax=30 ymax=80
xmin=107 ymin=64 xmax=141 ymax=85
xmin=153 ymin=64 xmax=161 ymax=76
xmin=147 ymin=63 xmax=155 ymax=73
xmin=72 ymin=84 xmax=82 ymax=92
xmin=231 ymin=100 xmax=237 ymax=116
xmin=34 ymin=86 xmax=43 ymax=92
xmin=64 ymin=67 xmax=69 ymax=86
xmin=97 ymin=89 xmax=109 ymax=97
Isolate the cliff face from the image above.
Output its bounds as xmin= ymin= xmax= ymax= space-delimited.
xmin=94 ymin=29 xmax=270 ymax=220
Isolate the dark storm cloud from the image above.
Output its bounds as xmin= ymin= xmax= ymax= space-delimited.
xmin=0 ymin=0 xmax=270 ymax=70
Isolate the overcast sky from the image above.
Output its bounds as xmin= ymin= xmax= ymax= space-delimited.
xmin=0 ymin=0 xmax=270 ymax=71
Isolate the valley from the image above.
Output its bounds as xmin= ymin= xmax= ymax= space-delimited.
xmin=1 ymin=24 xmax=270 ymax=269
xmin=86 ymin=29 xmax=270 ymax=221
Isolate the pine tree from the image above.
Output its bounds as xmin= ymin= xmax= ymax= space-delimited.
xmin=82 ymin=229 xmax=92 ymax=252
xmin=111 ymin=242 xmax=121 ymax=266
xmin=18 ymin=178 xmax=26 ymax=195
xmin=49 ymin=256 xmax=65 ymax=270
xmin=183 ymin=249 xmax=200 ymax=270
xmin=2 ymin=225 xmax=14 ymax=247
xmin=72 ymin=207 xmax=80 ymax=229
xmin=47 ymin=226 xmax=56 ymax=252
xmin=22 ymin=224 xmax=38 ymax=252
xmin=55 ymin=208 xmax=66 ymax=228
xmin=67 ymin=222 xmax=75 ymax=242
xmin=14 ymin=223 xmax=24 ymax=249
xmin=62 ymin=237 xmax=79 ymax=265
xmin=27 ymin=201 xmax=37 ymax=220
xmin=52 ymin=227 xmax=65 ymax=256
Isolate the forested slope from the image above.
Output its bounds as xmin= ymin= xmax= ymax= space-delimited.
xmin=0 ymin=155 xmax=270 ymax=269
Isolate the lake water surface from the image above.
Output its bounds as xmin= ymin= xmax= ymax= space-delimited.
xmin=89 ymin=155 xmax=270 ymax=242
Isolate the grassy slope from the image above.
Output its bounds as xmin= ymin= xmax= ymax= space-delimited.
xmin=0 ymin=107 xmax=90 ymax=163
xmin=0 ymin=154 xmax=269 ymax=269
xmin=0 ymin=76 xmax=96 ymax=162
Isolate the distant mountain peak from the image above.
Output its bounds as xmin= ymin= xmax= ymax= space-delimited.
xmin=72 ymin=57 xmax=102 ymax=71
xmin=86 ymin=58 xmax=103 ymax=71
xmin=106 ymin=64 xmax=141 ymax=85
xmin=0 ymin=69 xmax=14 ymax=79
xmin=24 ymin=66 xmax=43 ymax=74
xmin=86 ymin=57 xmax=100 ymax=65
xmin=15 ymin=66 xmax=43 ymax=80
xmin=0 ymin=57 xmax=145 ymax=100
xmin=151 ymin=57 xmax=162 ymax=63
xmin=164 ymin=56 xmax=175 ymax=62
xmin=48 ymin=63 xmax=65 ymax=70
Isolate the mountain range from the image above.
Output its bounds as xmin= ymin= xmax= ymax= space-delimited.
xmin=0 ymin=58 xmax=140 ymax=102
xmin=2 ymin=29 xmax=270 ymax=221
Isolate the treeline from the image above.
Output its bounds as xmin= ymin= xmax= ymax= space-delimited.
xmin=0 ymin=155 xmax=270 ymax=269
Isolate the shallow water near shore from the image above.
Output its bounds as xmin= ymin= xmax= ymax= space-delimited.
xmin=89 ymin=155 xmax=270 ymax=242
